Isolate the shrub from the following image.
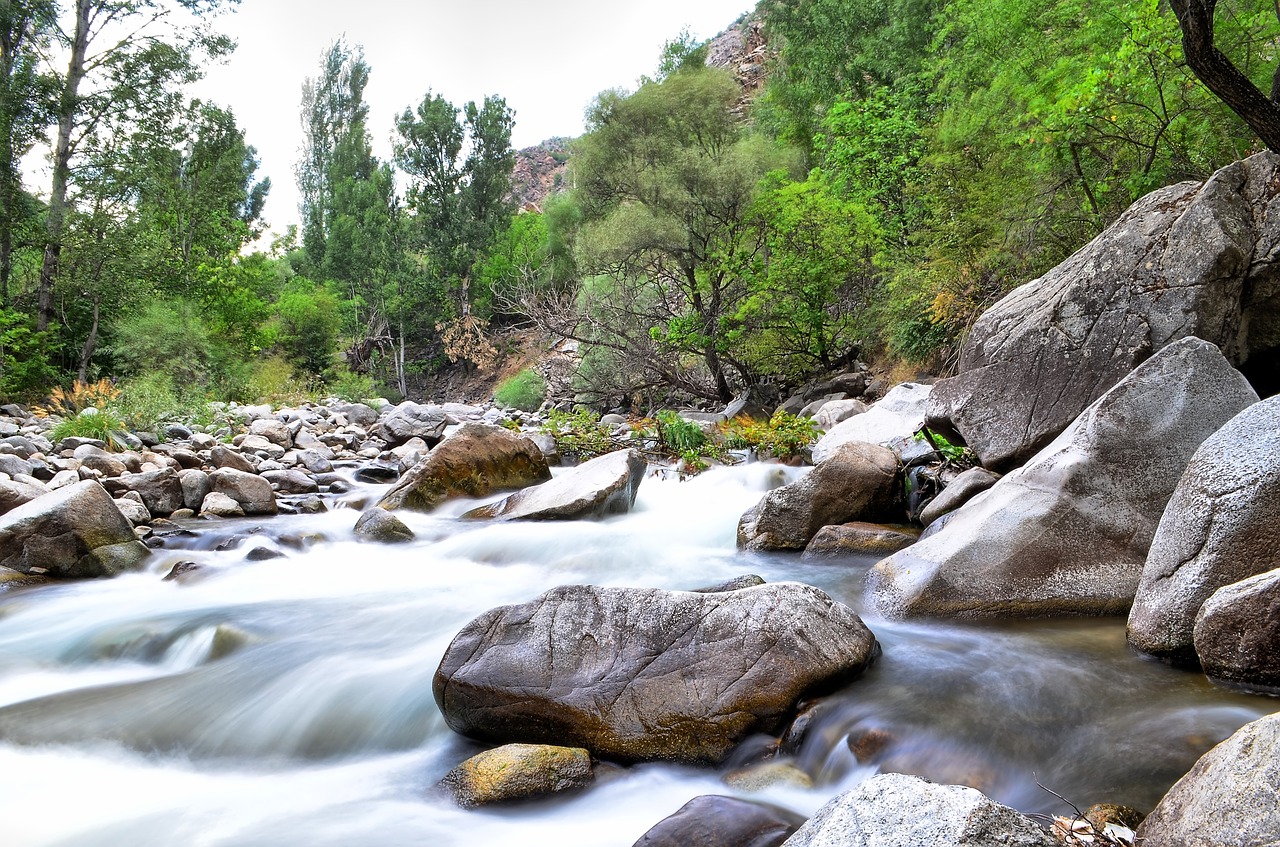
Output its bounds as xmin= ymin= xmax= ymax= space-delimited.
xmin=325 ymin=365 xmax=376 ymax=403
xmin=656 ymin=410 xmax=706 ymax=453
xmin=49 ymin=406 xmax=129 ymax=447
xmin=248 ymin=355 xmax=319 ymax=404
xmin=495 ymin=369 xmax=546 ymax=411
xmin=110 ymin=298 xmax=213 ymax=386
xmin=541 ymin=408 xmax=618 ymax=459
xmin=719 ymin=412 xmax=820 ymax=460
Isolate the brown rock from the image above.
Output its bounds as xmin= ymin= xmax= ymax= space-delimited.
xmin=438 ymin=743 xmax=592 ymax=808
xmin=803 ymin=522 xmax=919 ymax=557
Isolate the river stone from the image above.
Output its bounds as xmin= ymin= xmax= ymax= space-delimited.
xmin=784 ymin=773 xmax=1056 ymax=847
xmin=114 ymin=497 xmax=150 ymax=526
xmin=261 ymin=469 xmax=319 ymax=495
xmin=633 ymin=795 xmax=805 ymax=847
xmin=812 ymin=399 xmax=869 ymax=431
xmin=0 ymin=480 xmax=149 ymax=578
xmin=210 ymin=445 xmax=256 ymax=473
xmin=247 ymin=418 xmax=290 ymax=449
xmin=434 ymin=582 xmax=878 ymax=764
xmin=737 ymin=442 xmax=899 ymax=552
xmin=1192 ymin=569 xmax=1280 ymax=690
xmin=803 ymin=522 xmax=919 ymax=557
xmin=73 ymin=446 xmax=125 ymax=478
xmin=117 ymin=467 xmax=184 ymax=517
xmin=178 ymin=469 xmax=211 ymax=511
xmin=438 ymin=743 xmax=593 ymax=808
xmin=296 ymin=448 xmax=334 ymax=474
xmin=867 ymin=338 xmax=1257 ymax=619
xmin=354 ymin=461 xmax=400 ymax=483
xmin=0 ymin=479 xmax=49 ymax=516
xmin=207 ymin=468 xmax=277 ymax=516
xmin=461 ymin=448 xmax=646 ymax=521
xmin=378 ymin=423 xmax=551 ymax=513
xmin=353 ymin=508 xmax=414 ymax=543
xmin=811 ymin=383 xmax=931 ymax=462
xmin=200 ymin=491 xmax=245 ymax=517
xmin=918 ymin=467 xmax=1001 ymax=528
xmin=239 ymin=434 xmax=285 ymax=460
xmin=379 ymin=401 xmax=447 ymax=446
xmin=1136 ymin=712 xmax=1280 ymax=847
xmin=340 ymin=402 xmax=379 ymax=428
xmin=0 ymin=454 xmax=32 ymax=478
xmin=1127 ymin=396 xmax=1280 ymax=662
xmin=925 ymin=152 xmax=1280 ymax=472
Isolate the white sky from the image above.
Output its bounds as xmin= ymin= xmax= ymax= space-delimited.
xmin=186 ymin=0 xmax=754 ymax=238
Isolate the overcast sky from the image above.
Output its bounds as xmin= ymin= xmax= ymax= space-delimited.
xmin=185 ymin=0 xmax=753 ymax=237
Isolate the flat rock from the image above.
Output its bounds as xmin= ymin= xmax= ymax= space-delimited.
xmin=803 ymin=522 xmax=919 ymax=557
xmin=867 ymin=338 xmax=1257 ymax=619
xmin=1128 ymin=395 xmax=1280 ymax=662
xmin=434 ymin=582 xmax=877 ymax=764
xmin=438 ymin=743 xmax=592 ymax=808
xmin=461 ymin=448 xmax=646 ymax=520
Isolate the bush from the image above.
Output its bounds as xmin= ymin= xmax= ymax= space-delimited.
xmin=494 ymin=369 xmax=546 ymax=411
xmin=541 ymin=408 xmax=618 ymax=459
xmin=656 ymin=410 xmax=706 ymax=453
xmin=49 ymin=406 xmax=129 ymax=447
xmin=247 ymin=355 xmax=318 ymax=404
xmin=110 ymin=298 xmax=213 ymax=386
xmin=275 ymin=281 xmax=342 ymax=375
xmin=719 ymin=412 xmax=820 ymax=460
xmin=325 ymin=365 xmax=376 ymax=403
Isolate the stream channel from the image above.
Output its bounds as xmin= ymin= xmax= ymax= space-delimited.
xmin=0 ymin=462 xmax=1273 ymax=845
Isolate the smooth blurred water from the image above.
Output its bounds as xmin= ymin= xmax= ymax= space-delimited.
xmin=0 ymin=462 xmax=1272 ymax=846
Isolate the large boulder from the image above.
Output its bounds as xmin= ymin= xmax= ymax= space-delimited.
xmin=433 ymin=582 xmax=878 ymax=764
xmin=378 ymin=401 xmax=447 ymax=446
xmin=0 ymin=480 xmax=148 ymax=578
xmin=783 ymin=773 xmax=1056 ymax=847
xmin=1127 ymin=396 xmax=1280 ymax=662
xmin=867 ymin=338 xmax=1258 ymax=619
xmin=926 ymin=152 xmax=1280 ymax=471
xmin=116 ymin=467 xmax=184 ymax=517
xmin=207 ymin=467 xmax=277 ymax=516
xmin=377 ymin=423 xmax=551 ymax=513
xmin=461 ymin=448 xmax=647 ymax=521
xmin=0 ymin=479 xmax=49 ymax=516
xmin=1192 ymin=569 xmax=1280 ymax=690
xmin=1136 ymin=712 xmax=1280 ymax=847
xmin=633 ymin=795 xmax=805 ymax=847
xmin=738 ymin=442 xmax=899 ymax=551
xmin=813 ymin=383 xmax=931 ymax=462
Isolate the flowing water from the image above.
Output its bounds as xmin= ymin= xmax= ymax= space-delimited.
xmin=0 ymin=463 xmax=1272 ymax=846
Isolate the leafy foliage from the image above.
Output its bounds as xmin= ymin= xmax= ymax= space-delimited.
xmin=719 ymin=412 xmax=820 ymax=460
xmin=494 ymin=368 xmax=546 ymax=411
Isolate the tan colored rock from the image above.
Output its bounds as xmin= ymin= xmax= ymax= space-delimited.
xmin=438 ymin=743 xmax=593 ymax=808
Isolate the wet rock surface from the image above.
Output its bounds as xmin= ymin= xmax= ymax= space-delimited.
xmin=461 ymin=448 xmax=647 ymax=521
xmin=632 ymin=795 xmax=804 ymax=847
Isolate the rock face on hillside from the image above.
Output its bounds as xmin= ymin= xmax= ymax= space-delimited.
xmin=508 ymin=138 xmax=570 ymax=211
xmin=433 ymin=582 xmax=877 ymax=764
xmin=867 ymin=338 xmax=1258 ymax=619
xmin=926 ymin=151 xmax=1280 ymax=471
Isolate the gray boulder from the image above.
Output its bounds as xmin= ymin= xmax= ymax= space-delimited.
xmin=0 ymin=480 xmax=148 ymax=578
xmin=434 ymin=582 xmax=877 ymax=764
xmin=210 ymin=445 xmax=256 ymax=473
xmin=378 ymin=423 xmax=550 ymax=512
xmin=353 ymin=508 xmax=415 ymax=543
xmin=261 ymin=469 xmax=319 ymax=495
xmin=1193 ymin=569 xmax=1280 ymax=690
xmin=918 ymin=467 xmax=1001 ymax=528
xmin=438 ymin=743 xmax=592 ymax=808
xmin=379 ymin=401 xmax=447 ymax=446
xmin=115 ymin=496 xmax=151 ymax=526
xmin=178 ymin=469 xmax=211 ymax=511
xmin=461 ymin=448 xmax=646 ymax=521
xmin=200 ymin=491 xmax=245 ymax=517
xmin=207 ymin=468 xmax=277 ymax=515
xmin=248 ymin=418 xmax=291 ymax=449
xmin=738 ymin=442 xmax=898 ymax=551
xmin=1136 ymin=712 xmax=1280 ymax=847
xmin=1127 ymin=396 xmax=1280 ymax=662
xmin=634 ymin=795 xmax=804 ymax=847
xmin=867 ymin=338 xmax=1257 ymax=619
xmin=926 ymin=151 xmax=1280 ymax=471
xmin=0 ymin=454 xmax=33 ymax=478
xmin=0 ymin=479 xmax=48 ymax=516
xmin=117 ymin=467 xmax=184 ymax=517
xmin=812 ymin=399 xmax=868 ymax=431
xmin=813 ymin=383 xmax=931 ymax=461
xmin=783 ymin=773 xmax=1055 ymax=847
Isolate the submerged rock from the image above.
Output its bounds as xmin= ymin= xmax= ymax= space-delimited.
xmin=926 ymin=151 xmax=1280 ymax=471
xmin=378 ymin=423 xmax=550 ymax=512
xmin=867 ymin=338 xmax=1257 ymax=619
xmin=438 ymin=743 xmax=593 ymax=808
xmin=785 ymin=773 xmax=1056 ymax=847
xmin=1127 ymin=396 xmax=1280 ymax=662
xmin=632 ymin=795 xmax=804 ymax=847
xmin=461 ymin=448 xmax=646 ymax=521
xmin=0 ymin=480 xmax=149 ymax=579
xmin=433 ymin=582 xmax=877 ymax=764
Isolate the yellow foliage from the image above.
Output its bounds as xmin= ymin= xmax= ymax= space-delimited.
xmin=33 ymin=379 xmax=120 ymax=419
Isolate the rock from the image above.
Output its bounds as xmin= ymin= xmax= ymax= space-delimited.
xmin=1192 ymin=569 xmax=1280 ymax=690
xmin=0 ymin=454 xmax=33 ymax=478
xmin=73 ymin=445 xmax=125 ymax=478
xmin=433 ymin=582 xmax=877 ymax=764
xmin=799 ymin=393 xmax=846 ymax=418
xmin=1127 ymin=396 xmax=1280 ymax=662
xmin=378 ymin=423 xmax=551 ymax=513
xmin=693 ymin=574 xmax=766 ymax=593
xmin=340 ymin=402 xmax=379 ymax=428
xmin=1136 ymin=712 xmax=1280 ymax=847
xmin=207 ymin=468 xmax=277 ymax=516
xmin=812 ymin=399 xmax=868 ymax=431
xmin=803 ymin=522 xmax=919 ymax=557
xmin=812 ymin=383 xmax=932 ymax=462
xmin=785 ymin=773 xmax=1056 ymax=847
xmin=199 ymin=492 xmax=245 ymax=517
xmin=0 ymin=480 xmax=149 ymax=578
xmin=117 ymin=467 xmax=184 ymax=517
xmin=461 ymin=448 xmax=647 ymax=521
xmin=523 ymin=432 xmax=560 ymax=465
xmin=438 ymin=744 xmax=593 ymax=808
xmin=248 ymin=418 xmax=291 ymax=449
xmin=737 ymin=442 xmax=899 ymax=551
xmin=296 ymin=448 xmax=334 ymax=474
xmin=867 ymin=337 xmax=1258 ymax=619
xmin=261 ymin=469 xmax=319 ymax=495
xmin=353 ymin=462 xmax=400 ymax=484
xmin=239 ymin=434 xmax=285 ymax=460
xmin=353 ymin=508 xmax=415 ymax=543
xmin=918 ymin=467 xmax=1001 ymax=528
xmin=0 ymin=479 xmax=49 ymax=516
xmin=210 ymin=445 xmax=256 ymax=473
xmin=244 ymin=545 xmax=285 ymax=561
xmin=379 ymin=401 xmax=447 ymax=446
xmin=925 ymin=152 xmax=1280 ymax=471
xmin=114 ymin=497 xmax=151 ymax=526
xmin=632 ymin=795 xmax=804 ymax=847
xmin=0 ymin=566 xmax=52 ymax=592
xmin=178 ymin=469 xmax=211 ymax=512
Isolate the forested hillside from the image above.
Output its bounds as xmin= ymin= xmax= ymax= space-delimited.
xmin=0 ymin=0 xmax=1272 ymax=424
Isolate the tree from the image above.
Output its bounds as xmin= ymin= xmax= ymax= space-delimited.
xmin=37 ymin=0 xmax=238 ymax=332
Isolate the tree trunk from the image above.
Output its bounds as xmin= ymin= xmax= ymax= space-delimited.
xmin=1169 ymin=0 xmax=1280 ymax=151
xmin=37 ymin=0 xmax=92 ymax=332
xmin=77 ymin=295 xmax=99 ymax=383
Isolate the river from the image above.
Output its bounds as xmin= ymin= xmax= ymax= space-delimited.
xmin=0 ymin=462 xmax=1272 ymax=845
